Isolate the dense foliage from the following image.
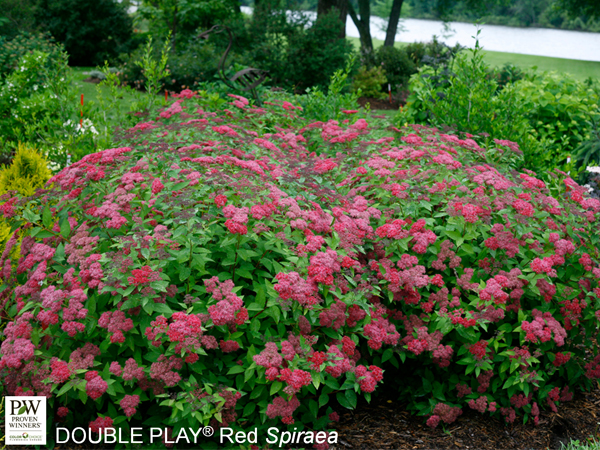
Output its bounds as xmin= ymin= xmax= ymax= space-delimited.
xmin=0 ymin=39 xmax=72 ymax=161
xmin=1 ymin=88 xmax=600 ymax=448
xmin=0 ymin=0 xmax=39 ymax=39
xmin=0 ymin=143 xmax=52 ymax=252
xmin=399 ymin=37 xmax=600 ymax=176
xmin=0 ymin=31 xmax=64 ymax=79
xmin=120 ymin=8 xmax=353 ymax=94
xmin=136 ymin=0 xmax=240 ymax=49
xmin=402 ymin=0 xmax=600 ymax=32
xmin=34 ymin=0 xmax=137 ymax=66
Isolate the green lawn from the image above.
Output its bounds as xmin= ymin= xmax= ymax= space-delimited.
xmin=69 ymin=66 xmax=148 ymax=132
xmin=70 ymin=66 xmax=140 ymax=110
xmin=347 ymin=36 xmax=600 ymax=81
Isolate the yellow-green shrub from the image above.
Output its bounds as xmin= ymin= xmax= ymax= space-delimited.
xmin=0 ymin=142 xmax=52 ymax=255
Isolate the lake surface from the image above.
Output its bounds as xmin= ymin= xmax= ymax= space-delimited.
xmin=239 ymin=6 xmax=600 ymax=62
xmin=360 ymin=16 xmax=600 ymax=62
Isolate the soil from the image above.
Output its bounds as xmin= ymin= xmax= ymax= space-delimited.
xmin=358 ymin=97 xmax=401 ymax=111
xmin=82 ymin=77 xmax=103 ymax=84
xmin=332 ymin=384 xmax=600 ymax=450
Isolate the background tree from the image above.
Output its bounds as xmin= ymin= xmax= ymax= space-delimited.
xmin=34 ymin=0 xmax=136 ymax=66
xmin=137 ymin=0 xmax=240 ymax=50
xmin=347 ymin=0 xmax=373 ymax=55
xmin=557 ymin=0 xmax=600 ymax=18
xmin=384 ymin=0 xmax=403 ymax=46
xmin=0 ymin=0 xmax=38 ymax=38
xmin=317 ymin=0 xmax=348 ymax=37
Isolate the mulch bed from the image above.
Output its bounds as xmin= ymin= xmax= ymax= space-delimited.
xmin=358 ymin=97 xmax=401 ymax=111
xmin=332 ymin=384 xmax=600 ymax=450
xmin=82 ymin=77 xmax=103 ymax=84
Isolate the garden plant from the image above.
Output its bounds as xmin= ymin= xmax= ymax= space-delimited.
xmin=1 ymin=79 xmax=600 ymax=449
xmin=399 ymin=32 xmax=600 ymax=177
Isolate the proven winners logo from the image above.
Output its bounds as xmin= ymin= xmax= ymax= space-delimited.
xmin=5 ymin=396 xmax=47 ymax=445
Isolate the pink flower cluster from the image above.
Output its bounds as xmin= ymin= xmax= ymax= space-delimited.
xmin=89 ymin=416 xmax=114 ymax=434
xmin=120 ymin=394 xmax=140 ymax=417
xmin=274 ymin=272 xmax=319 ymax=308
xmin=98 ymin=310 xmax=134 ymax=344
xmin=85 ymin=371 xmax=108 ymax=400
xmin=266 ymin=396 xmax=301 ymax=425
xmin=427 ymin=403 xmax=462 ymax=428
xmin=522 ymin=310 xmax=566 ymax=346
xmin=205 ymin=277 xmax=248 ymax=327
xmin=354 ymin=365 xmax=383 ymax=392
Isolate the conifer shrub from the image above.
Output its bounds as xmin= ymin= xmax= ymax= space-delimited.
xmin=0 ymin=142 xmax=51 ymax=255
xmin=1 ymin=91 xmax=600 ymax=447
xmin=0 ymin=142 xmax=52 ymax=196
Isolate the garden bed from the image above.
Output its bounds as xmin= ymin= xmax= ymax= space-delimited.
xmin=334 ymin=384 xmax=600 ymax=449
xmin=357 ymin=97 xmax=403 ymax=111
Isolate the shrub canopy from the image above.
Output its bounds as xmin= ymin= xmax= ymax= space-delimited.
xmin=34 ymin=0 xmax=135 ymax=66
xmin=1 ymin=91 xmax=600 ymax=446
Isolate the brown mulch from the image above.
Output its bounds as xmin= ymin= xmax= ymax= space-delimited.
xmin=358 ymin=97 xmax=401 ymax=111
xmin=331 ymin=385 xmax=600 ymax=450
xmin=4 ymin=386 xmax=600 ymax=450
xmin=82 ymin=77 xmax=103 ymax=84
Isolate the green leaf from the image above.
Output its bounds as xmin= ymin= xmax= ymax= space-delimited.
xmin=56 ymin=382 xmax=73 ymax=397
xmin=42 ymin=206 xmax=52 ymax=228
xmin=22 ymin=208 xmax=41 ymax=224
xmin=345 ymin=389 xmax=357 ymax=409
xmin=142 ymin=302 xmax=155 ymax=315
xmin=60 ymin=218 xmax=71 ymax=239
xmin=243 ymin=402 xmax=256 ymax=417
xmin=309 ymin=399 xmax=319 ymax=418
xmin=270 ymin=381 xmax=283 ymax=395
xmin=319 ymin=392 xmax=329 ymax=408
xmin=36 ymin=230 xmax=56 ymax=238
xmin=179 ymin=266 xmax=192 ymax=282
xmin=266 ymin=306 xmax=280 ymax=324
xmin=382 ymin=348 xmax=394 ymax=363
xmin=250 ymin=384 xmax=265 ymax=400
xmin=336 ymin=391 xmax=351 ymax=409
xmin=153 ymin=303 xmax=173 ymax=315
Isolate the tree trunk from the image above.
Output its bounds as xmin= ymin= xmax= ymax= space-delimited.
xmin=347 ymin=0 xmax=373 ymax=55
xmin=317 ymin=0 xmax=348 ymax=38
xmin=384 ymin=0 xmax=403 ymax=47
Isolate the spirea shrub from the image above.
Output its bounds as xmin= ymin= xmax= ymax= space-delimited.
xmin=1 ymin=90 xmax=600 ymax=447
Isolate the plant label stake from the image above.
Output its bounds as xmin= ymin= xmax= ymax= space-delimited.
xmin=80 ymin=94 xmax=84 ymax=128
xmin=389 ymin=84 xmax=392 ymax=104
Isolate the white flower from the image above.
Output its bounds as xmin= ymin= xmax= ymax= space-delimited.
xmin=47 ymin=161 xmax=61 ymax=172
xmin=586 ymin=166 xmax=600 ymax=174
xmin=33 ymin=85 xmax=38 ymax=91
xmin=583 ymin=184 xmax=595 ymax=193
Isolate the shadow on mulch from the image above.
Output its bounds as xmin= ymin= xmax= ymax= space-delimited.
xmin=332 ymin=384 xmax=600 ymax=450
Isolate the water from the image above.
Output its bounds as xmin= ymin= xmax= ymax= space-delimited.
xmin=240 ymin=6 xmax=600 ymax=62
xmin=360 ymin=16 xmax=600 ymax=62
